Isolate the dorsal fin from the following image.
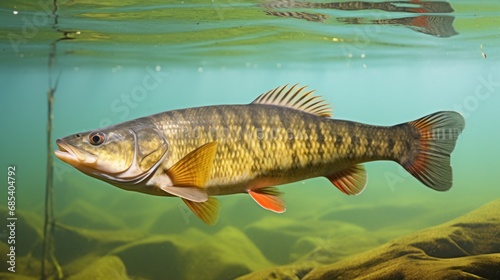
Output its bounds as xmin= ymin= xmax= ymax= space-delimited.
xmin=251 ymin=84 xmax=333 ymax=118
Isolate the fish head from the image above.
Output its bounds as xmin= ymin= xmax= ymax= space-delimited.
xmin=55 ymin=123 xmax=168 ymax=186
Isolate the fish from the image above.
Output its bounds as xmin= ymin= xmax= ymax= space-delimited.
xmin=55 ymin=84 xmax=465 ymax=225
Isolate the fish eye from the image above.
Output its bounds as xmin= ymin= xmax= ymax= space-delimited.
xmin=89 ymin=131 xmax=106 ymax=146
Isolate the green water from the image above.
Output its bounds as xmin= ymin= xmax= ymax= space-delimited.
xmin=1 ymin=0 xmax=500 ymax=279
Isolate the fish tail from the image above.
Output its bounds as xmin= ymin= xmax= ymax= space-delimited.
xmin=400 ymin=111 xmax=465 ymax=191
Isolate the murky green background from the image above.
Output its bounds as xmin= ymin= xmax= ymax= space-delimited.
xmin=1 ymin=0 xmax=499 ymax=279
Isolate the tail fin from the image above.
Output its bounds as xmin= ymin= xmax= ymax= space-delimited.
xmin=402 ymin=111 xmax=465 ymax=191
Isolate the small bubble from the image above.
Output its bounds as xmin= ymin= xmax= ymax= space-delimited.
xmin=360 ymin=53 xmax=366 ymax=58
xmin=480 ymin=45 xmax=486 ymax=59
xmin=111 ymin=65 xmax=122 ymax=73
xmin=13 ymin=11 xmax=18 ymax=15
xmin=155 ymin=65 xmax=161 ymax=72
xmin=197 ymin=67 xmax=203 ymax=73
xmin=347 ymin=53 xmax=353 ymax=58
xmin=76 ymin=31 xmax=81 ymax=35
xmin=362 ymin=64 xmax=367 ymax=68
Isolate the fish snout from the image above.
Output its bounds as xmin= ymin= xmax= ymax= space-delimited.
xmin=55 ymin=139 xmax=98 ymax=165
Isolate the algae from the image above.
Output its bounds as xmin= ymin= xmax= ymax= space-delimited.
xmin=238 ymin=199 xmax=500 ymax=279
xmin=5 ymin=194 xmax=499 ymax=280
xmin=66 ymin=256 xmax=129 ymax=280
xmin=109 ymin=226 xmax=273 ymax=280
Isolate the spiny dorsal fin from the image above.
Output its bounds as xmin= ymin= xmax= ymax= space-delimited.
xmin=251 ymin=84 xmax=333 ymax=118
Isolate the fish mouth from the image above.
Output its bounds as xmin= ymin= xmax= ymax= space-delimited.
xmin=55 ymin=139 xmax=98 ymax=166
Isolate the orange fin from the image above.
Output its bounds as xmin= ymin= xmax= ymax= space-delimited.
xmin=248 ymin=187 xmax=286 ymax=213
xmin=403 ymin=111 xmax=465 ymax=191
xmin=326 ymin=164 xmax=367 ymax=195
xmin=166 ymin=142 xmax=218 ymax=189
xmin=182 ymin=197 xmax=220 ymax=225
xmin=252 ymin=84 xmax=332 ymax=118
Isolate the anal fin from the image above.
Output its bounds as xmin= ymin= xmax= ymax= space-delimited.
xmin=248 ymin=187 xmax=286 ymax=213
xmin=182 ymin=197 xmax=220 ymax=225
xmin=326 ymin=164 xmax=367 ymax=195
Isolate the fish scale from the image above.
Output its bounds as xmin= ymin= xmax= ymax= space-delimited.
xmin=149 ymin=104 xmax=410 ymax=195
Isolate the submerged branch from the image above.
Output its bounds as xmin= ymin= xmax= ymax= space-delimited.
xmin=41 ymin=0 xmax=76 ymax=279
xmin=41 ymin=40 xmax=60 ymax=280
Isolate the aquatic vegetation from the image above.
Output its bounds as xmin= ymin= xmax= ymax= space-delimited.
xmin=240 ymin=199 xmax=500 ymax=279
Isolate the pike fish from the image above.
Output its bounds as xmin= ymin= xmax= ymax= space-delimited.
xmin=55 ymin=84 xmax=465 ymax=225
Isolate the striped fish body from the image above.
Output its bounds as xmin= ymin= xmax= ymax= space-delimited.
xmin=152 ymin=104 xmax=411 ymax=196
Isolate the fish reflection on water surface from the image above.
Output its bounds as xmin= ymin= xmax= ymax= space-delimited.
xmin=55 ymin=85 xmax=465 ymax=224
xmin=263 ymin=0 xmax=458 ymax=37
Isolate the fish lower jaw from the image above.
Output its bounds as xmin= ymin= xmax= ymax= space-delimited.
xmin=55 ymin=139 xmax=98 ymax=165
xmin=54 ymin=149 xmax=96 ymax=165
xmin=54 ymin=150 xmax=78 ymax=164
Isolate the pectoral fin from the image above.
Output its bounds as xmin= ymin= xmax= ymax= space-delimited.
xmin=166 ymin=142 xmax=218 ymax=188
xmin=326 ymin=164 xmax=367 ymax=195
xmin=159 ymin=142 xmax=217 ymax=202
xmin=182 ymin=197 xmax=220 ymax=225
xmin=248 ymin=187 xmax=286 ymax=213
